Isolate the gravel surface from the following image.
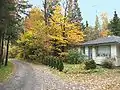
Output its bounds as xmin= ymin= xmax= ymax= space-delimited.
xmin=0 ymin=60 xmax=88 ymax=90
xmin=32 ymin=65 xmax=88 ymax=90
xmin=0 ymin=60 xmax=36 ymax=90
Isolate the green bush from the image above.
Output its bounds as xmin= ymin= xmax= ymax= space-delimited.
xmin=84 ymin=60 xmax=96 ymax=70
xmin=58 ymin=60 xmax=64 ymax=71
xmin=9 ymin=46 xmax=21 ymax=58
xmin=67 ymin=50 xmax=87 ymax=64
xmin=102 ymin=60 xmax=113 ymax=69
xmin=43 ymin=56 xmax=50 ymax=65
xmin=43 ymin=56 xmax=64 ymax=71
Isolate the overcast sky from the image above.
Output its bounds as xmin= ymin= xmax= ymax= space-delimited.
xmin=28 ymin=0 xmax=120 ymax=26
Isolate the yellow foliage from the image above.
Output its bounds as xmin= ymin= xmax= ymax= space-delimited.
xmin=67 ymin=29 xmax=84 ymax=44
xmin=49 ymin=5 xmax=84 ymax=45
xmin=24 ymin=7 xmax=45 ymax=33
xmin=21 ymin=8 xmax=49 ymax=51
xmin=18 ymin=6 xmax=85 ymax=56
xmin=100 ymin=30 xmax=111 ymax=37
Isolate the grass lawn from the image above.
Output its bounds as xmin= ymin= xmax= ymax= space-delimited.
xmin=50 ymin=63 xmax=120 ymax=90
xmin=0 ymin=62 xmax=14 ymax=82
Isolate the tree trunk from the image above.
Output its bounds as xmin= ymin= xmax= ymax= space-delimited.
xmin=44 ymin=0 xmax=48 ymax=25
xmin=61 ymin=3 xmax=67 ymax=53
xmin=0 ymin=34 xmax=2 ymax=65
xmin=5 ymin=36 xmax=10 ymax=66
xmin=1 ymin=33 xmax=4 ymax=65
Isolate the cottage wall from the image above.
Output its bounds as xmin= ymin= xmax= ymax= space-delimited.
xmin=84 ymin=44 xmax=120 ymax=66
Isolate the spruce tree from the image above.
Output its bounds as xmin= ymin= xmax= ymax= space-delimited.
xmin=67 ymin=0 xmax=82 ymax=23
xmin=85 ymin=21 xmax=89 ymax=28
xmin=95 ymin=15 xmax=100 ymax=31
xmin=58 ymin=60 xmax=64 ymax=71
xmin=108 ymin=11 xmax=120 ymax=36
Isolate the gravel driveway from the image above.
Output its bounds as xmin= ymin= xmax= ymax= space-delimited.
xmin=0 ymin=60 xmax=88 ymax=90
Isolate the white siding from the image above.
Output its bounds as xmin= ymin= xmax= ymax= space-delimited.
xmin=116 ymin=45 xmax=120 ymax=66
xmin=85 ymin=46 xmax=89 ymax=57
xmin=83 ymin=44 xmax=120 ymax=66
xmin=111 ymin=44 xmax=117 ymax=58
xmin=94 ymin=57 xmax=106 ymax=64
xmin=92 ymin=47 xmax=96 ymax=60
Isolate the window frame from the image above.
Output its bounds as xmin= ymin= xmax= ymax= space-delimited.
xmin=96 ymin=45 xmax=111 ymax=57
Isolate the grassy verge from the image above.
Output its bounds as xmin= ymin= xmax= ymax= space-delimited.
xmin=0 ymin=62 xmax=14 ymax=82
xmin=50 ymin=63 xmax=119 ymax=82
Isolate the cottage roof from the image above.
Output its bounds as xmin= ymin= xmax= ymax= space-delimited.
xmin=82 ymin=36 xmax=120 ymax=45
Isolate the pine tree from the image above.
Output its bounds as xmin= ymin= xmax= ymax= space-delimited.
xmin=85 ymin=21 xmax=89 ymax=28
xmin=84 ymin=21 xmax=100 ymax=41
xmin=108 ymin=11 xmax=120 ymax=36
xmin=67 ymin=0 xmax=82 ymax=23
xmin=95 ymin=15 xmax=100 ymax=31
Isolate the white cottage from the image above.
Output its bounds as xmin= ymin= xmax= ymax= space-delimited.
xmin=81 ymin=36 xmax=120 ymax=66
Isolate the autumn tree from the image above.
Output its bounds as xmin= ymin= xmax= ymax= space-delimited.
xmin=16 ymin=2 xmax=84 ymax=64
xmin=43 ymin=0 xmax=60 ymax=25
xmin=49 ymin=5 xmax=84 ymax=56
xmin=19 ymin=8 xmax=49 ymax=61
xmin=100 ymin=12 xmax=111 ymax=37
xmin=47 ymin=0 xmax=60 ymax=17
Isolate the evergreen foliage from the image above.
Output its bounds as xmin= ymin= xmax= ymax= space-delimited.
xmin=84 ymin=60 xmax=96 ymax=70
xmin=108 ymin=11 xmax=120 ymax=36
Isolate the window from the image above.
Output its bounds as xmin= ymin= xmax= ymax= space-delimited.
xmin=96 ymin=45 xmax=111 ymax=57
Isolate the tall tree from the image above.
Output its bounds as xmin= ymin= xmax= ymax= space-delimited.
xmin=85 ymin=21 xmax=89 ymax=28
xmin=108 ymin=11 xmax=120 ymax=36
xmin=4 ymin=0 xmax=32 ymax=66
xmin=47 ymin=0 xmax=60 ymax=17
xmin=43 ymin=0 xmax=60 ymax=25
xmin=44 ymin=0 xmax=48 ymax=25
xmin=101 ymin=12 xmax=108 ymax=30
xmin=67 ymin=0 xmax=82 ymax=23
xmin=100 ymin=12 xmax=111 ymax=37
xmin=49 ymin=5 xmax=84 ymax=56
xmin=84 ymin=21 xmax=100 ymax=41
xmin=94 ymin=15 xmax=100 ymax=31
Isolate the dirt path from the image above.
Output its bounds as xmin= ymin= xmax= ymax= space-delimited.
xmin=32 ymin=64 xmax=88 ymax=90
xmin=1 ymin=60 xmax=36 ymax=90
xmin=0 ymin=60 xmax=88 ymax=90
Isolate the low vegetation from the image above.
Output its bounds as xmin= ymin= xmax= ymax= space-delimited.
xmin=66 ymin=50 xmax=87 ymax=64
xmin=42 ymin=56 xmax=64 ymax=71
xmin=84 ymin=60 xmax=96 ymax=70
xmin=50 ymin=63 xmax=120 ymax=90
xmin=102 ymin=59 xmax=114 ymax=69
xmin=0 ymin=62 xmax=14 ymax=82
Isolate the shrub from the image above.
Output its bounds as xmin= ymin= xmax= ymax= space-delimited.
xmin=84 ymin=60 xmax=96 ymax=70
xmin=67 ymin=50 xmax=87 ymax=64
xmin=43 ymin=56 xmax=51 ymax=65
xmin=43 ymin=56 xmax=64 ymax=71
xmin=56 ymin=59 xmax=60 ymax=70
xmin=58 ymin=60 xmax=64 ymax=71
xmin=9 ymin=46 xmax=22 ymax=58
xmin=28 ymin=55 xmax=37 ymax=63
xmin=102 ymin=59 xmax=113 ymax=69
